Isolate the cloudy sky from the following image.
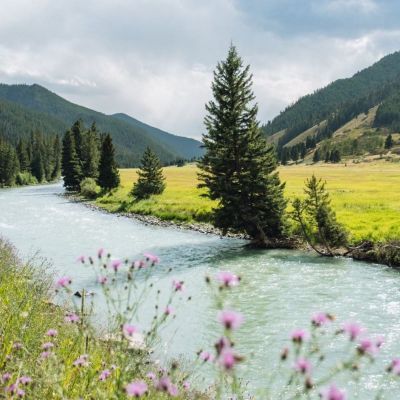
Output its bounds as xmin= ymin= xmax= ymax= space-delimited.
xmin=1 ymin=0 xmax=399 ymax=139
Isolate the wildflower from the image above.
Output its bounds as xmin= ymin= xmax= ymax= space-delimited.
xmin=215 ymin=337 xmax=231 ymax=355
xmin=98 ymin=248 xmax=104 ymax=258
xmin=164 ymin=305 xmax=174 ymax=316
xmin=358 ymin=338 xmax=378 ymax=356
xmin=280 ymin=347 xmax=289 ymax=361
xmin=56 ymin=276 xmax=72 ymax=288
xmin=375 ymin=335 xmax=384 ymax=348
xmin=291 ymin=329 xmax=310 ymax=344
xmin=156 ymin=376 xmax=178 ymax=397
xmin=73 ymin=354 xmax=89 ymax=367
xmin=311 ymin=312 xmax=331 ymax=327
xmin=146 ymin=372 xmax=156 ymax=380
xmin=218 ymin=310 xmax=244 ymax=330
xmin=200 ymin=351 xmax=214 ymax=362
xmin=98 ymin=276 xmax=108 ymax=285
xmin=18 ymin=376 xmax=32 ymax=385
xmin=12 ymin=342 xmax=23 ymax=350
xmin=126 ymin=380 xmax=148 ymax=397
xmin=172 ymin=280 xmax=184 ymax=292
xmin=65 ymin=313 xmax=80 ymax=323
xmin=144 ymin=253 xmax=160 ymax=264
xmin=6 ymin=384 xmax=18 ymax=395
xmin=123 ymin=324 xmax=139 ymax=338
xmin=183 ymin=381 xmax=190 ymax=390
xmin=388 ymin=358 xmax=400 ymax=375
xmin=111 ymin=259 xmax=122 ymax=272
xmin=40 ymin=351 xmax=52 ymax=359
xmin=99 ymin=369 xmax=111 ymax=381
xmin=320 ymin=384 xmax=346 ymax=400
xmin=2 ymin=373 xmax=11 ymax=382
xmin=134 ymin=260 xmax=145 ymax=269
xmin=294 ymin=358 xmax=312 ymax=374
xmin=219 ymin=348 xmax=239 ymax=370
xmin=342 ymin=322 xmax=363 ymax=341
xmin=42 ymin=342 xmax=54 ymax=350
xmin=77 ymin=255 xmax=85 ymax=263
xmin=46 ymin=329 xmax=58 ymax=337
xmin=217 ymin=271 xmax=240 ymax=287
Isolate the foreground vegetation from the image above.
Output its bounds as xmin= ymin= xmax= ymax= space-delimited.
xmin=95 ymin=161 xmax=400 ymax=244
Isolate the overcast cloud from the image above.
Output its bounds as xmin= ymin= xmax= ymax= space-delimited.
xmin=0 ymin=0 xmax=399 ymax=138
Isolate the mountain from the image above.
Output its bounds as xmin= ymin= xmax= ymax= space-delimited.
xmin=0 ymin=84 xmax=204 ymax=166
xmin=263 ymin=51 xmax=400 ymax=162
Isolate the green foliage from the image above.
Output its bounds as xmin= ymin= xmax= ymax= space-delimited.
xmin=0 ymin=139 xmax=19 ymax=186
xmin=198 ymin=46 xmax=287 ymax=245
xmin=61 ymin=130 xmax=83 ymax=191
xmin=0 ymin=84 xmax=203 ymax=166
xmin=131 ymin=147 xmax=166 ymax=200
xmin=375 ymin=90 xmax=400 ymax=131
xmin=81 ymin=123 xmax=100 ymax=178
xmin=385 ymin=134 xmax=394 ymax=149
xmin=15 ymin=171 xmax=38 ymax=186
xmin=80 ymin=177 xmax=100 ymax=199
xmin=97 ymin=134 xmax=120 ymax=191
xmin=291 ymin=175 xmax=348 ymax=255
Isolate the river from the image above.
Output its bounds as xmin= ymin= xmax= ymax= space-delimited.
xmin=1 ymin=183 xmax=400 ymax=398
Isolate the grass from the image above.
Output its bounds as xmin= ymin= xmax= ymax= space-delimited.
xmin=96 ymin=161 xmax=400 ymax=243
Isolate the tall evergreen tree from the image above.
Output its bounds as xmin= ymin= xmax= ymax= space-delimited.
xmin=313 ymin=149 xmax=321 ymax=163
xmin=62 ymin=130 xmax=83 ymax=191
xmin=0 ymin=139 xmax=19 ymax=186
xmin=16 ymin=139 xmax=29 ymax=172
xmin=71 ymin=120 xmax=84 ymax=164
xmin=82 ymin=123 xmax=100 ymax=178
xmin=198 ymin=45 xmax=286 ymax=246
xmin=131 ymin=147 xmax=165 ymax=200
xmin=385 ymin=134 xmax=394 ymax=149
xmin=97 ymin=134 xmax=120 ymax=191
xmin=51 ymin=135 xmax=62 ymax=180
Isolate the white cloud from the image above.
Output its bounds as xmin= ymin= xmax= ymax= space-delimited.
xmin=322 ymin=0 xmax=378 ymax=13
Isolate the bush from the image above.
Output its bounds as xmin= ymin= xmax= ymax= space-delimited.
xmin=80 ymin=177 xmax=100 ymax=199
xmin=15 ymin=172 xmax=38 ymax=186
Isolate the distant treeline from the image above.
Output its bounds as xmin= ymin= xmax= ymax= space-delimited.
xmin=0 ymin=132 xmax=61 ymax=187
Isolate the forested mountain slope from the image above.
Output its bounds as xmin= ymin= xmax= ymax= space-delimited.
xmin=0 ymin=84 xmax=203 ymax=166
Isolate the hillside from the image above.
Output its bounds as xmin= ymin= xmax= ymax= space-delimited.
xmin=263 ymin=51 xmax=400 ymax=149
xmin=0 ymin=84 xmax=203 ymax=166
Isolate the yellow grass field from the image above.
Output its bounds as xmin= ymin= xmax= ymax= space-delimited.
xmin=96 ymin=162 xmax=400 ymax=243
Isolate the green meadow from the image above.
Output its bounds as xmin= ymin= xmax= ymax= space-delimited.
xmin=96 ymin=162 xmax=400 ymax=243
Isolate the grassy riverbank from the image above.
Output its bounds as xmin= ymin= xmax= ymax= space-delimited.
xmin=96 ymin=161 xmax=400 ymax=244
xmin=0 ymin=239 xmax=198 ymax=399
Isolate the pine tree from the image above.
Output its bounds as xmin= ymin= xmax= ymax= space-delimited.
xmin=51 ymin=135 xmax=62 ymax=180
xmin=313 ymin=149 xmax=321 ymax=163
xmin=82 ymin=123 xmax=100 ymax=178
xmin=198 ymin=45 xmax=286 ymax=246
xmin=16 ymin=139 xmax=29 ymax=172
xmin=71 ymin=120 xmax=84 ymax=164
xmin=325 ymin=151 xmax=331 ymax=163
xmin=62 ymin=130 xmax=83 ymax=191
xmin=131 ymin=147 xmax=165 ymax=200
xmin=97 ymin=134 xmax=120 ymax=191
xmin=30 ymin=132 xmax=45 ymax=182
xmin=0 ymin=140 xmax=19 ymax=186
xmin=385 ymin=134 xmax=393 ymax=149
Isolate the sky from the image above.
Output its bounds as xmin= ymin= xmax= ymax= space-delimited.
xmin=0 ymin=0 xmax=399 ymax=139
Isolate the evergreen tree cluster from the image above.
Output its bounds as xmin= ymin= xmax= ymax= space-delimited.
xmin=62 ymin=120 xmax=119 ymax=192
xmin=375 ymin=90 xmax=400 ymax=132
xmin=198 ymin=46 xmax=286 ymax=246
xmin=0 ymin=132 xmax=61 ymax=187
xmin=279 ymin=137 xmax=317 ymax=164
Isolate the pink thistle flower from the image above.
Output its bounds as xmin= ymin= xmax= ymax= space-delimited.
xmin=200 ymin=351 xmax=214 ymax=362
xmin=16 ymin=389 xmax=25 ymax=398
xmin=164 ymin=305 xmax=174 ymax=316
xmin=56 ymin=276 xmax=72 ymax=288
xmin=217 ymin=271 xmax=240 ymax=287
xmin=156 ymin=376 xmax=178 ymax=397
xmin=42 ymin=342 xmax=54 ymax=350
xmin=12 ymin=342 xmax=23 ymax=350
xmin=99 ymin=369 xmax=111 ymax=381
xmin=146 ymin=372 xmax=156 ymax=380
xmin=17 ymin=376 xmax=32 ymax=385
xmin=358 ymin=338 xmax=378 ymax=356
xmin=218 ymin=310 xmax=244 ymax=330
xmin=183 ymin=381 xmax=190 ymax=390
xmin=98 ymin=276 xmax=108 ymax=285
xmin=215 ymin=336 xmax=231 ymax=355
xmin=311 ymin=312 xmax=330 ymax=327
xmin=134 ymin=260 xmax=145 ymax=269
xmin=172 ymin=280 xmax=184 ymax=292
xmin=294 ymin=357 xmax=312 ymax=374
xmin=320 ymin=384 xmax=346 ymax=400
xmin=77 ymin=255 xmax=85 ymax=263
xmin=144 ymin=253 xmax=160 ymax=264
xmin=389 ymin=358 xmax=400 ymax=375
xmin=111 ymin=259 xmax=122 ymax=272
xmin=6 ymin=384 xmax=18 ymax=395
xmin=65 ymin=313 xmax=80 ymax=323
xmin=343 ymin=322 xmax=363 ymax=341
xmin=123 ymin=324 xmax=139 ymax=338
xmin=40 ymin=351 xmax=52 ymax=359
xmin=2 ymin=373 xmax=11 ymax=382
xmin=98 ymin=248 xmax=104 ymax=258
xmin=46 ymin=329 xmax=58 ymax=337
xmin=219 ymin=348 xmax=238 ymax=370
xmin=126 ymin=380 xmax=148 ymax=397
xmin=73 ymin=354 xmax=89 ymax=367
xmin=291 ymin=329 xmax=310 ymax=344
xmin=375 ymin=335 xmax=384 ymax=349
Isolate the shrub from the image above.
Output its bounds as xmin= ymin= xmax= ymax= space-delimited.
xmin=80 ymin=177 xmax=100 ymax=199
xmin=15 ymin=172 xmax=38 ymax=186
